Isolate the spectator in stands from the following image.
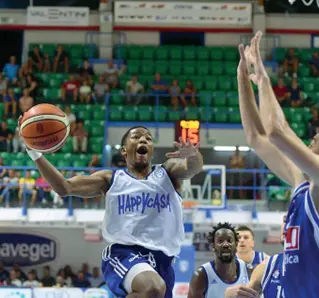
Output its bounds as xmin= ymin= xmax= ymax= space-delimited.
xmin=23 ymin=271 xmax=40 ymax=288
xmin=181 ymin=79 xmax=196 ymax=107
xmin=88 ymin=154 xmax=102 ymax=172
xmin=79 ymin=80 xmax=92 ymax=103
xmin=111 ymin=153 xmax=126 ymax=168
xmin=0 ymin=261 xmax=9 ymax=283
xmin=72 ymin=120 xmax=88 ymax=153
xmin=36 ymin=175 xmax=51 ymax=205
xmin=0 ymin=169 xmax=19 ymax=207
xmin=64 ymin=265 xmax=76 ymax=286
xmin=169 ymin=79 xmax=181 ymax=109
xmin=0 ymin=121 xmax=13 ymax=152
xmin=19 ymin=88 xmax=34 ymax=114
xmin=0 ymin=72 xmax=8 ymax=98
xmin=152 ymin=73 xmax=168 ymax=103
xmin=287 ymin=78 xmax=303 ymax=107
xmin=228 ymin=147 xmax=245 ymax=200
xmin=4 ymin=88 xmax=17 ymax=118
xmin=310 ymin=51 xmax=319 ymax=77
xmin=283 ymin=48 xmax=298 ymax=78
xmin=13 ymin=264 xmax=27 ymax=282
xmin=26 ymin=74 xmax=38 ymax=99
xmin=73 ymin=271 xmax=91 ymax=288
xmin=93 ymin=75 xmax=109 ymax=103
xmin=308 ymin=107 xmax=319 ymax=138
xmin=3 ymin=56 xmax=19 ymax=85
xmin=12 ymin=126 xmax=25 ymax=153
xmin=89 ymin=267 xmax=104 ymax=287
xmin=82 ymin=263 xmax=92 ymax=279
xmin=54 ymin=275 xmax=67 ymax=288
xmin=65 ymin=106 xmax=76 ymax=134
xmin=273 ymin=78 xmax=289 ymax=106
xmin=29 ymin=45 xmax=44 ymax=72
xmin=53 ymin=45 xmax=69 ymax=73
xmin=104 ymin=60 xmax=122 ymax=89
xmin=126 ymin=75 xmax=144 ymax=105
xmin=43 ymin=53 xmax=51 ymax=73
xmin=78 ymin=59 xmax=95 ymax=81
xmin=18 ymin=171 xmax=37 ymax=206
xmin=41 ymin=265 xmax=55 ymax=287
xmin=61 ymin=76 xmax=80 ymax=102
xmin=19 ymin=58 xmax=33 ymax=88
xmin=7 ymin=269 xmax=22 ymax=287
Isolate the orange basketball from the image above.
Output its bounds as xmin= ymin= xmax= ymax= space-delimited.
xmin=20 ymin=104 xmax=70 ymax=153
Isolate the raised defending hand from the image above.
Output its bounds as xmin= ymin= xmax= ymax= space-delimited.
xmin=165 ymin=137 xmax=199 ymax=159
xmin=224 ymin=285 xmax=259 ymax=298
xmin=237 ymin=43 xmax=250 ymax=77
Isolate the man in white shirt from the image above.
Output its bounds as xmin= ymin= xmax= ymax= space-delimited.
xmin=23 ymin=271 xmax=40 ymax=288
xmin=126 ymin=75 xmax=144 ymax=105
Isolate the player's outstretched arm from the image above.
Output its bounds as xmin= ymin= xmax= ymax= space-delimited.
xmin=237 ymin=42 xmax=303 ymax=187
xmin=187 ymin=268 xmax=206 ymax=298
xmin=164 ymin=137 xmax=203 ymax=181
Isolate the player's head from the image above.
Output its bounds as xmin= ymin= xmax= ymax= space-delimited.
xmin=236 ymin=225 xmax=255 ymax=253
xmin=208 ymin=222 xmax=238 ymax=264
xmin=121 ymin=126 xmax=153 ymax=170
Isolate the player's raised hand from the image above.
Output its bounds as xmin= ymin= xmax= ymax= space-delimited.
xmin=165 ymin=137 xmax=199 ymax=159
xmin=237 ymin=43 xmax=250 ymax=77
xmin=224 ymin=285 xmax=259 ymax=298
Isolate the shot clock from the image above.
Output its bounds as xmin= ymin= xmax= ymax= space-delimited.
xmin=175 ymin=120 xmax=200 ymax=145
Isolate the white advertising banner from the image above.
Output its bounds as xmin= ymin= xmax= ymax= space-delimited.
xmin=115 ymin=2 xmax=252 ymax=25
xmin=33 ymin=288 xmax=84 ymax=298
xmin=27 ymin=6 xmax=90 ymax=26
xmin=0 ymin=288 xmax=32 ymax=298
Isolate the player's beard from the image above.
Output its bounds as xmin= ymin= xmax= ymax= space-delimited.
xmin=218 ymin=255 xmax=233 ymax=264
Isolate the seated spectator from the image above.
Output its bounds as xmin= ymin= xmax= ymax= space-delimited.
xmin=0 ymin=169 xmax=19 ymax=207
xmin=18 ymin=171 xmax=37 ymax=206
xmin=283 ymin=48 xmax=298 ymax=78
xmin=273 ymin=78 xmax=288 ymax=106
xmin=36 ymin=175 xmax=51 ymax=205
xmin=152 ymin=73 xmax=168 ymax=103
xmin=93 ymin=75 xmax=109 ymax=103
xmin=73 ymin=271 xmax=91 ymax=288
xmin=19 ymin=88 xmax=34 ymax=114
xmin=181 ymin=80 xmax=196 ymax=107
xmin=308 ymin=107 xmax=319 ymax=138
xmin=3 ymin=88 xmax=17 ymax=118
xmin=79 ymin=80 xmax=92 ymax=103
xmin=82 ymin=263 xmax=92 ymax=279
xmin=54 ymin=276 xmax=67 ymax=288
xmin=22 ymin=271 xmax=40 ymax=288
xmin=13 ymin=264 xmax=27 ymax=282
xmin=3 ymin=56 xmax=19 ymax=85
xmin=19 ymin=58 xmax=33 ymax=88
xmin=78 ymin=59 xmax=95 ymax=81
xmin=26 ymin=74 xmax=38 ymax=99
xmin=43 ymin=53 xmax=51 ymax=73
xmin=104 ymin=60 xmax=122 ymax=89
xmin=29 ymin=45 xmax=44 ymax=72
xmin=310 ymin=51 xmax=319 ymax=77
xmin=287 ymin=78 xmax=302 ymax=107
xmin=7 ymin=269 xmax=22 ymax=287
xmin=0 ymin=158 xmax=7 ymax=182
xmin=64 ymin=265 xmax=76 ymax=286
xmin=89 ymin=267 xmax=104 ymax=288
xmin=12 ymin=126 xmax=25 ymax=153
xmin=169 ymin=79 xmax=181 ymax=109
xmin=72 ymin=120 xmax=88 ymax=153
xmin=61 ymin=76 xmax=80 ymax=102
xmin=0 ymin=121 xmax=13 ymax=152
xmin=41 ymin=266 xmax=55 ymax=287
xmin=0 ymin=261 xmax=9 ymax=283
xmin=0 ymin=72 xmax=8 ymax=98
xmin=126 ymin=75 xmax=144 ymax=105
xmin=88 ymin=154 xmax=102 ymax=171
xmin=53 ymin=45 xmax=69 ymax=73
xmin=65 ymin=106 xmax=76 ymax=134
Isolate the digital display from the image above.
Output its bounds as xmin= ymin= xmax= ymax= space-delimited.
xmin=175 ymin=120 xmax=200 ymax=145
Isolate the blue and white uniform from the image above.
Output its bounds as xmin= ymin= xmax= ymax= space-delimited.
xmin=282 ymin=181 xmax=319 ymax=297
xmin=236 ymin=251 xmax=266 ymax=269
xmin=201 ymin=259 xmax=249 ymax=297
xmin=101 ymin=165 xmax=184 ymax=298
xmin=261 ymin=253 xmax=284 ymax=298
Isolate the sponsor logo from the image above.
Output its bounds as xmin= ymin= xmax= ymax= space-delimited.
xmin=284 ymin=226 xmax=300 ymax=251
xmin=0 ymin=233 xmax=57 ymax=266
xmin=154 ymin=167 xmax=165 ymax=179
xmin=178 ymin=260 xmax=189 ymax=273
xmin=284 ymin=254 xmax=299 ymax=264
xmin=272 ymin=269 xmax=280 ymax=279
xmin=211 ymin=279 xmax=218 ymax=284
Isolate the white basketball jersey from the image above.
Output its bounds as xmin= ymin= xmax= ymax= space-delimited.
xmin=102 ymin=165 xmax=185 ymax=256
xmin=202 ymin=259 xmax=249 ymax=297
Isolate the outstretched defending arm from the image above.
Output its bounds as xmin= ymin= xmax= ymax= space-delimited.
xmin=237 ymin=43 xmax=303 ymax=188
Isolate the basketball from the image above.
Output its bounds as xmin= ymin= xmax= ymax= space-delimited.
xmin=20 ymin=104 xmax=70 ymax=153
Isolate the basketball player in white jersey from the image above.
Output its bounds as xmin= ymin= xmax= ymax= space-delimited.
xmin=236 ymin=226 xmax=268 ymax=269
xmin=187 ymin=222 xmax=250 ymax=298
xmin=21 ymin=125 xmax=203 ymax=298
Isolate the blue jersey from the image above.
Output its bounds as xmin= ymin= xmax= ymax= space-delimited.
xmin=261 ymin=253 xmax=284 ymax=298
xmin=236 ymin=251 xmax=266 ymax=269
xmin=283 ymin=181 xmax=319 ymax=297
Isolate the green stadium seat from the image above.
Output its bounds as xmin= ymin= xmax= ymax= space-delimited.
xmin=302 ymin=107 xmax=312 ymax=122
xmin=204 ymin=77 xmax=217 ymax=90
xmin=199 ymin=91 xmax=212 ymax=106
xmin=57 ymin=159 xmax=71 ymax=168
xmin=109 ymin=105 xmax=122 ymax=121
xmin=196 ymin=62 xmax=209 ymax=76
xmin=7 ymin=118 xmax=17 ymax=131
xmin=183 ymin=61 xmax=196 ymax=76
xmin=273 ymin=48 xmax=286 ymax=62
xmin=224 ymin=62 xmax=237 ymax=76
xmin=210 ymin=48 xmax=223 ymax=60
xmin=290 ymin=122 xmax=307 ymax=138
xmin=167 ymin=110 xmax=181 ymax=121
xmin=142 ymin=46 xmax=155 ymax=60
xmin=69 ymin=45 xmax=83 ymax=59
xmin=185 ymin=107 xmax=199 ymax=120
xmin=156 ymin=47 xmax=169 ymax=60
xmin=154 ymin=105 xmax=167 ymax=122
xmin=169 ymin=47 xmax=182 ymax=60
xmin=213 ymin=107 xmax=228 ymax=122
xmin=213 ymin=91 xmax=227 ymax=106
xmin=183 ymin=47 xmax=196 ymax=60
xmin=224 ymin=47 xmax=238 ymax=61
xmin=155 ymin=61 xmax=168 ymax=74
xmin=114 ymin=45 xmax=127 ymax=59
xmin=303 ymin=139 xmax=312 ymax=146
xmin=60 ymin=138 xmax=73 ymax=153
xmin=92 ymin=107 xmax=106 ymax=120
xmin=110 ymin=90 xmax=124 ymax=105
xmin=128 ymin=46 xmax=141 ymax=59
xmin=90 ymin=121 xmax=105 ymax=137
xmin=196 ymin=47 xmax=209 ymax=60
xmin=288 ymin=108 xmax=303 ymax=122
xmin=127 ymin=60 xmax=140 ymax=74
xmin=12 ymin=160 xmax=24 ymax=167
xmin=199 ymin=108 xmax=214 ymax=122
xmin=77 ymin=109 xmax=91 ymax=120
xmin=303 ymin=81 xmax=315 ymax=93
xmin=43 ymin=88 xmax=61 ymax=101
xmin=138 ymin=105 xmax=153 ymax=121
xmin=73 ymin=159 xmax=87 ymax=168
xmin=141 ymin=62 xmax=154 ymax=75
xmin=299 ymin=49 xmax=312 ymax=63
xmin=41 ymin=44 xmax=56 ymax=57
xmin=90 ymin=137 xmax=103 ymax=154
xmin=49 ymin=78 xmax=63 ymax=88
xmin=299 ymin=65 xmax=311 ymax=77
xmin=227 ymin=91 xmax=239 ymax=107
xmin=191 ymin=78 xmax=203 ymax=90
xmin=123 ymin=106 xmax=137 ymax=121
xmin=210 ymin=61 xmax=223 ymax=75
xmin=228 ymin=107 xmax=241 ymax=123
xmin=218 ymin=76 xmax=232 ymax=91
xmin=168 ymin=62 xmax=182 ymax=76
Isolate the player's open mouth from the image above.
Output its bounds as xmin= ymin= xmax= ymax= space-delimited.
xmin=221 ymin=250 xmax=231 ymax=256
xmin=136 ymin=146 xmax=148 ymax=155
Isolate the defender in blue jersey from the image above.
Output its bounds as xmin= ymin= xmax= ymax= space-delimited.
xmin=236 ymin=226 xmax=268 ymax=269
xmin=236 ymin=31 xmax=319 ymax=297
